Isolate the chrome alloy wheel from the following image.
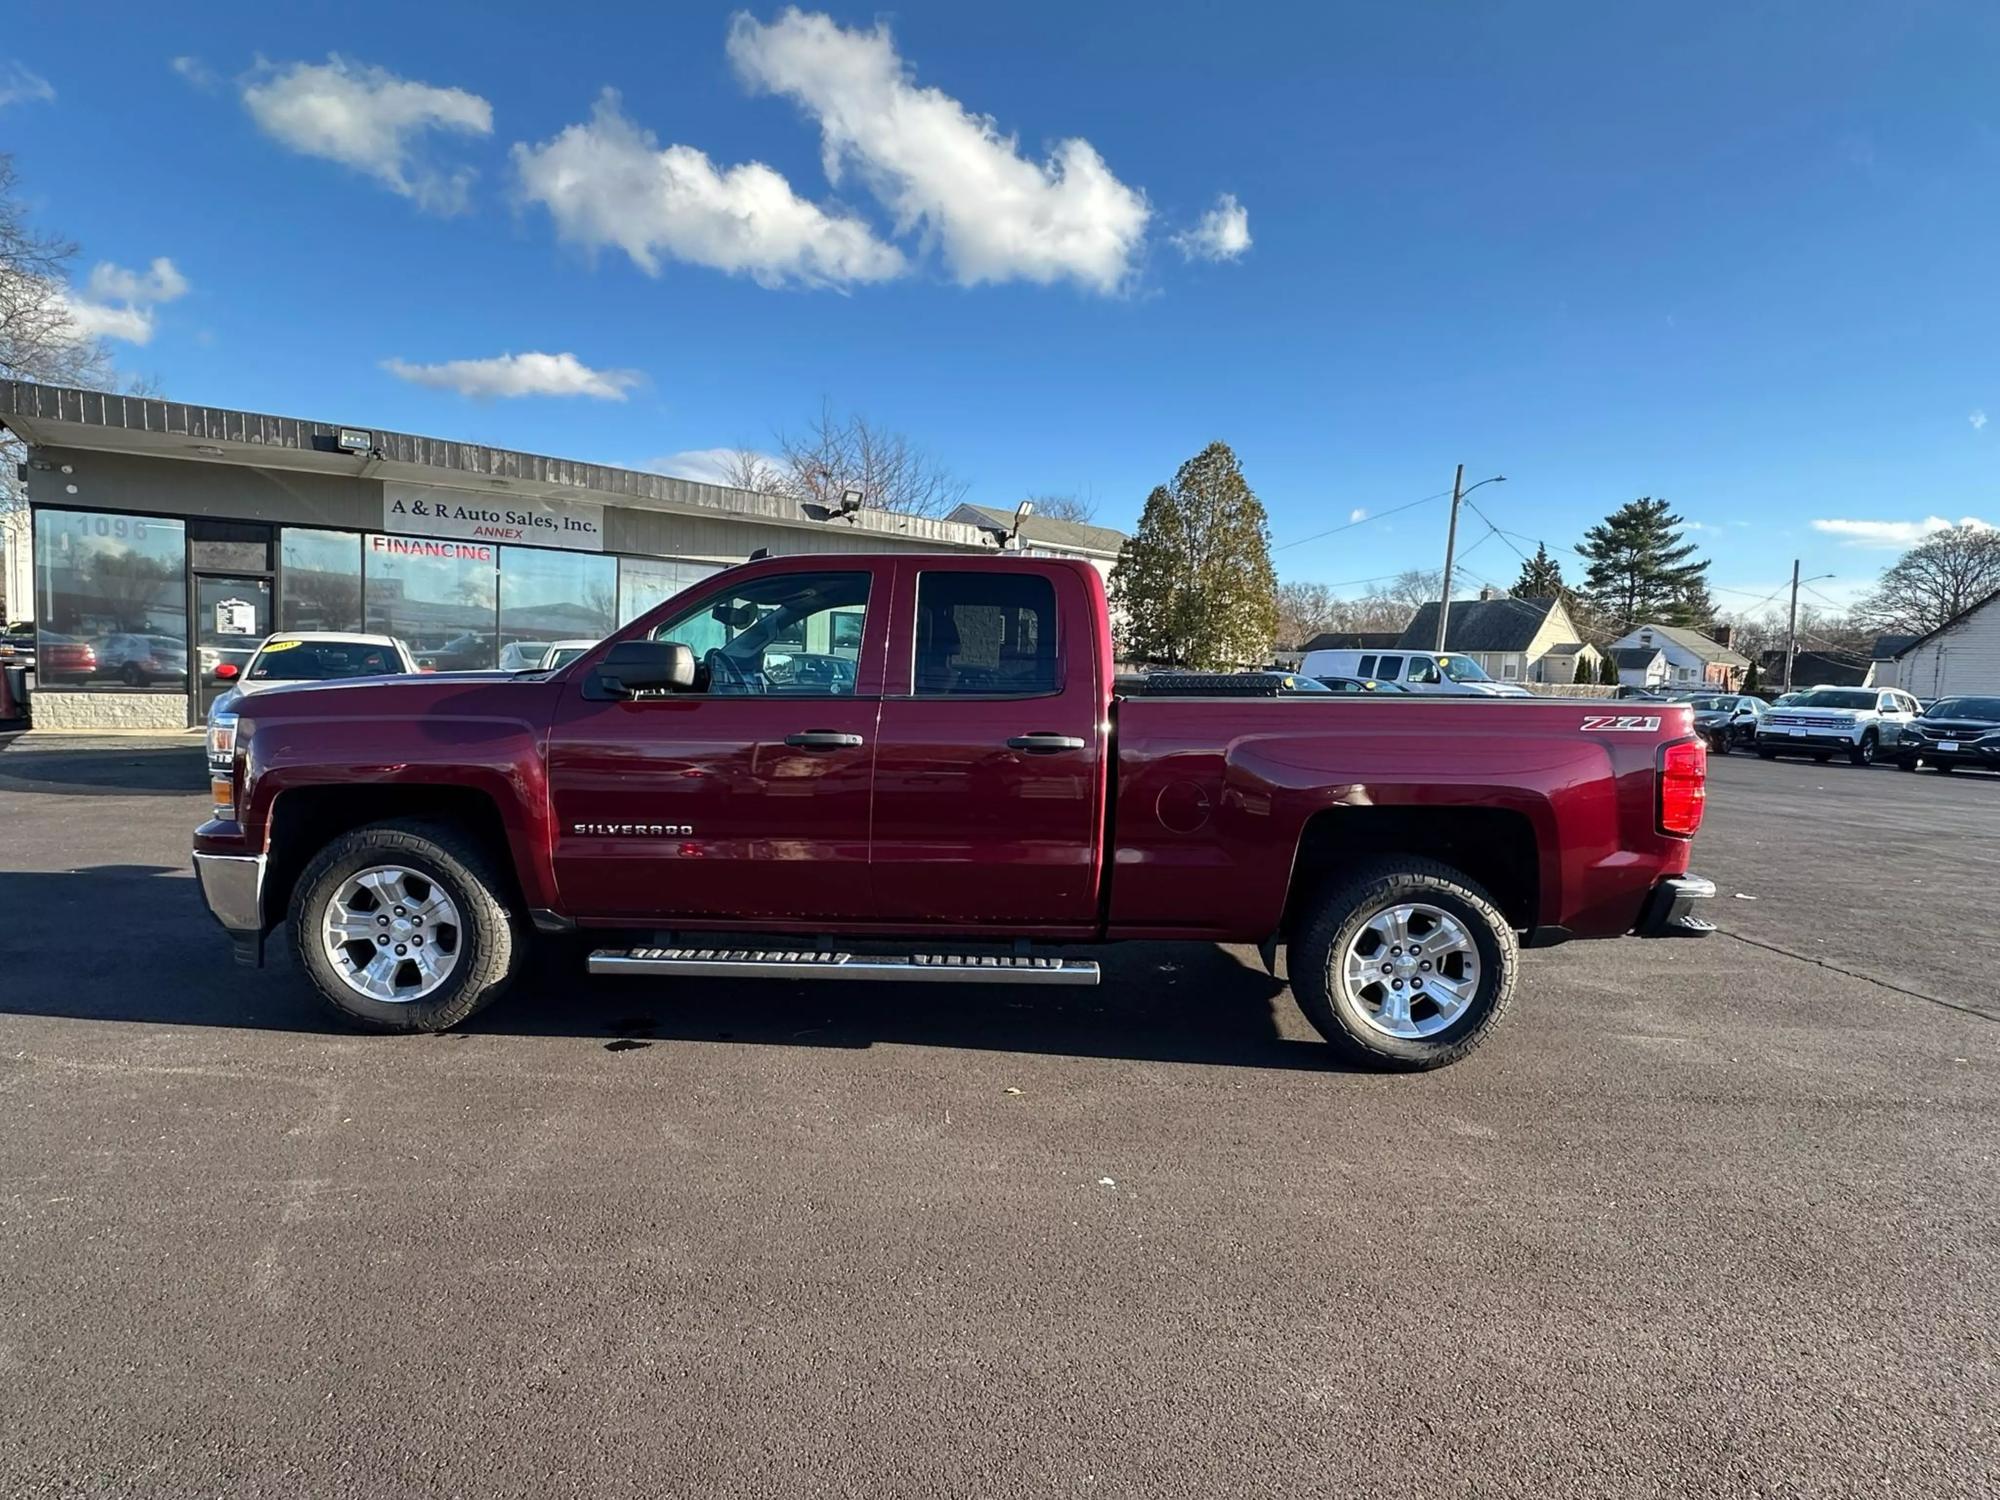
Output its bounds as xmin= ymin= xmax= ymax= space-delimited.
xmin=1340 ymin=901 xmax=1481 ymax=1040
xmin=320 ymin=865 xmax=462 ymax=1003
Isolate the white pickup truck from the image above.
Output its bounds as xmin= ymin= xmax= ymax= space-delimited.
xmin=1755 ymin=685 xmax=1922 ymax=765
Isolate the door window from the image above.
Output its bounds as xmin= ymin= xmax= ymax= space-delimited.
xmin=1376 ymin=654 xmax=1405 ymax=680
xmin=650 ymin=571 xmax=870 ymax=695
xmin=911 ymin=572 xmax=1058 ymax=696
xmin=1406 ymin=656 xmax=1441 ymax=685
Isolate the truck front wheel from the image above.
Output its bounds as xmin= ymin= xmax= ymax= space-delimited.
xmin=289 ymin=819 xmax=524 ymax=1033
xmin=1290 ymin=859 xmax=1518 ymax=1070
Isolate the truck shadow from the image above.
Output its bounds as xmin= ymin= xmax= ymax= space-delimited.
xmin=0 ymin=740 xmax=207 ymax=797
xmin=0 ymin=866 xmax=1353 ymax=1074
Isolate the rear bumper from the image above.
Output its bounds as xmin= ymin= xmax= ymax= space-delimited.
xmin=1634 ymin=874 xmax=1716 ymax=938
xmin=193 ymin=851 xmax=268 ymax=966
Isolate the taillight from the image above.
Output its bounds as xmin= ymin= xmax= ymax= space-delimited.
xmin=1658 ymin=739 xmax=1707 ymax=837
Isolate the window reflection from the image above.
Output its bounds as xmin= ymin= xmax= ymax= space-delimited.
xmin=33 ymin=510 xmax=188 ymax=690
xmin=280 ymin=529 xmax=363 ymax=633
xmin=498 ymin=547 xmax=617 ymax=670
xmin=618 ymin=557 xmax=722 ymax=625
xmin=363 ymin=537 xmax=497 ymax=672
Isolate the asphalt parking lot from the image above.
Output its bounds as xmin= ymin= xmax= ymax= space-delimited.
xmin=1 ymin=734 xmax=1994 ymax=1498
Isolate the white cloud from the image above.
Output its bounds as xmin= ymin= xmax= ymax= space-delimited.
xmin=727 ymin=9 xmax=1150 ymax=294
xmin=0 ymin=60 xmax=55 ymax=109
xmin=242 ymin=55 xmax=492 ymax=213
xmin=512 ymin=91 xmax=905 ymax=290
xmin=1971 ymin=409 xmax=1988 ymax=431
xmin=645 ymin=448 xmax=786 ymax=487
xmin=383 ymin=351 xmax=642 ymax=401
xmin=1812 ymin=515 xmax=1994 ymax=548
xmin=62 ymin=257 xmax=190 ymax=346
xmin=1171 ymin=193 xmax=1252 ymax=262
xmin=1348 ymin=507 xmax=1368 ymax=523
xmin=170 ymin=56 xmax=218 ymax=91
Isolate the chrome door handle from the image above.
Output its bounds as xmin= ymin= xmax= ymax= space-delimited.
xmin=1007 ymin=733 xmax=1086 ymax=754
xmin=784 ymin=730 xmax=864 ymax=750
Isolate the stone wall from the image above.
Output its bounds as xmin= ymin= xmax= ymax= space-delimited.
xmin=30 ymin=690 xmax=188 ymax=731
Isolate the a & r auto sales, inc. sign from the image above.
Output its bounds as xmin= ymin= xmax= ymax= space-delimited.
xmin=381 ymin=481 xmax=605 ymax=552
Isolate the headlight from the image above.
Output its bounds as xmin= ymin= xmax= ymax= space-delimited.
xmin=206 ymin=710 xmax=238 ymax=767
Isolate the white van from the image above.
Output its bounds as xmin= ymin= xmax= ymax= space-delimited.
xmin=1297 ymin=647 xmax=1532 ymax=697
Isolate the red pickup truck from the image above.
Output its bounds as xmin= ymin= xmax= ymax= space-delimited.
xmin=194 ymin=553 xmax=1712 ymax=1069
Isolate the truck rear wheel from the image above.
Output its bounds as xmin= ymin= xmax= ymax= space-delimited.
xmin=1289 ymin=858 xmax=1517 ymax=1070
xmin=289 ymin=820 xmax=524 ymax=1033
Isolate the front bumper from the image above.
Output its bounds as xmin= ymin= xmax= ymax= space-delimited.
xmin=193 ymin=851 xmax=268 ymax=966
xmin=1635 ymin=874 xmax=1716 ymax=938
xmin=1756 ymin=731 xmax=1861 ymax=752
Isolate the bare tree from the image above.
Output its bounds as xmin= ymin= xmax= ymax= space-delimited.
xmin=773 ymin=401 xmax=970 ymax=520
xmin=712 ymin=448 xmax=786 ymax=495
xmin=1275 ymin=579 xmax=1338 ymax=649
xmin=2 ymin=154 xmax=120 ymax=616
xmin=1857 ymin=524 xmax=2000 ymax=636
xmin=1026 ymin=493 xmax=1097 ymax=524
xmin=1386 ymin=567 xmax=1444 ymax=613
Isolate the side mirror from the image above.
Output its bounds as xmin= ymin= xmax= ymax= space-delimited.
xmin=592 ymin=639 xmax=695 ymax=698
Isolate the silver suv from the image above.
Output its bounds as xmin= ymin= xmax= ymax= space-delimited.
xmin=1755 ymin=686 xmax=1920 ymax=766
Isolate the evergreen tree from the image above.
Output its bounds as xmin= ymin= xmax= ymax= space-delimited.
xmin=1576 ymin=497 xmax=1713 ymax=635
xmin=1597 ymin=651 xmax=1620 ymax=686
xmin=1512 ymin=542 xmax=1566 ymax=599
xmin=1741 ymin=660 xmax=1761 ymax=694
xmin=1110 ymin=441 xmax=1277 ymax=667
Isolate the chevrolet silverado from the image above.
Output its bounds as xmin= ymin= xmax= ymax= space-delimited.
xmin=194 ymin=554 xmax=1712 ymax=1069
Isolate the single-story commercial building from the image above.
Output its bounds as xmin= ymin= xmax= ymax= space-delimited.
xmin=0 ymin=380 xmax=1082 ymax=730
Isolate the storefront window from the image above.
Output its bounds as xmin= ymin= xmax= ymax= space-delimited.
xmin=33 ymin=509 xmax=188 ymax=690
xmin=498 ymin=547 xmax=617 ymax=669
xmin=618 ymin=556 xmax=722 ymax=625
xmin=363 ymin=536 xmax=497 ymax=671
xmin=280 ymin=529 xmax=363 ymax=633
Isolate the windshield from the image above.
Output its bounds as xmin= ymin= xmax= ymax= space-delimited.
xmin=1434 ymin=654 xmax=1491 ymax=683
xmin=1927 ymin=697 xmax=2000 ymax=720
xmin=543 ymin=645 xmax=591 ymax=669
xmin=1688 ymin=696 xmax=1736 ymax=711
xmin=248 ymin=639 xmax=404 ymax=681
xmin=1792 ymin=689 xmax=1876 ymax=710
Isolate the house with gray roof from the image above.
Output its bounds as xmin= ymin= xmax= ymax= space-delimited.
xmin=1395 ymin=591 xmax=1597 ymax=685
xmin=1606 ymin=622 xmax=1751 ymax=689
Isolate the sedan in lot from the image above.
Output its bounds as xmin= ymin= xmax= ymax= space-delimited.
xmin=1895 ymin=695 xmax=2000 ymax=774
xmin=1688 ymin=693 xmax=1764 ymax=754
xmin=1313 ymin=675 xmax=1414 ymax=694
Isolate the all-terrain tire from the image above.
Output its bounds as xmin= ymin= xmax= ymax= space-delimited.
xmin=1289 ymin=858 xmax=1518 ymax=1071
xmin=290 ymin=819 xmax=524 ymax=1033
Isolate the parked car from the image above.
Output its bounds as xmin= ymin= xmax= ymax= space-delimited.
xmin=195 ymin=553 xmax=1714 ymax=1071
xmin=1894 ymin=695 xmax=2000 ymax=774
xmin=497 ymin=640 xmax=555 ymax=672
xmin=1296 ymin=648 xmax=1532 ymax=697
xmin=206 ymin=633 xmax=419 ymax=769
xmin=96 ymin=632 xmax=188 ymax=686
xmin=33 ymin=631 xmax=97 ymax=680
xmin=1314 ymin=675 xmax=1414 ymax=694
xmin=537 ymin=639 xmax=601 ymax=670
xmin=0 ymin=622 xmax=34 ymax=670
xmin=1755 ymin=686 xmax=1922 ymax=765
xmin=1688 ymin=693 xmax=1764 ymax=754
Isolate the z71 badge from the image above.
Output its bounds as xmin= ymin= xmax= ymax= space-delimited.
xmin=1580 ymin=714 xmax=1662 ymax=732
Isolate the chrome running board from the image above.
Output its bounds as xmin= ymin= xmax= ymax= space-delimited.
xmin=588 ymin=948 xmax=1100 ymax=985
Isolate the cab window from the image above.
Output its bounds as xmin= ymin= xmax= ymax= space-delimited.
xmin=912 ymin=572 xmax=1059 ymax=697
xmin=1406 ymin=656 xmax=1442 ymax=685
xmin=649 ymin=571 xmax=869 ymax=695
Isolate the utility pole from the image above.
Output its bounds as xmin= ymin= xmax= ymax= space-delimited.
xmin=1781 ymin=558 xmax=1801 ymax=692
xmin=1434 ymin=462 xmax=1466 ymax=652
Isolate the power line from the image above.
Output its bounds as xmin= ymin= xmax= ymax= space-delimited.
xmin=1274 ymin=488 xmax=1454 ymax=552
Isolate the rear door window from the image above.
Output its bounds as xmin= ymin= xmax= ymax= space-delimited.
xmin=912 ymin=572 xmax=1059 ymax=696
xmin=1376 ymin=655 xmax=1404 ymax=680
xmin=1357 ymin=655 xmax=1377 ymax=677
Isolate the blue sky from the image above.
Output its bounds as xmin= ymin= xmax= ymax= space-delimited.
xmin=7 ymin=1 xmax=1999 ymax=613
